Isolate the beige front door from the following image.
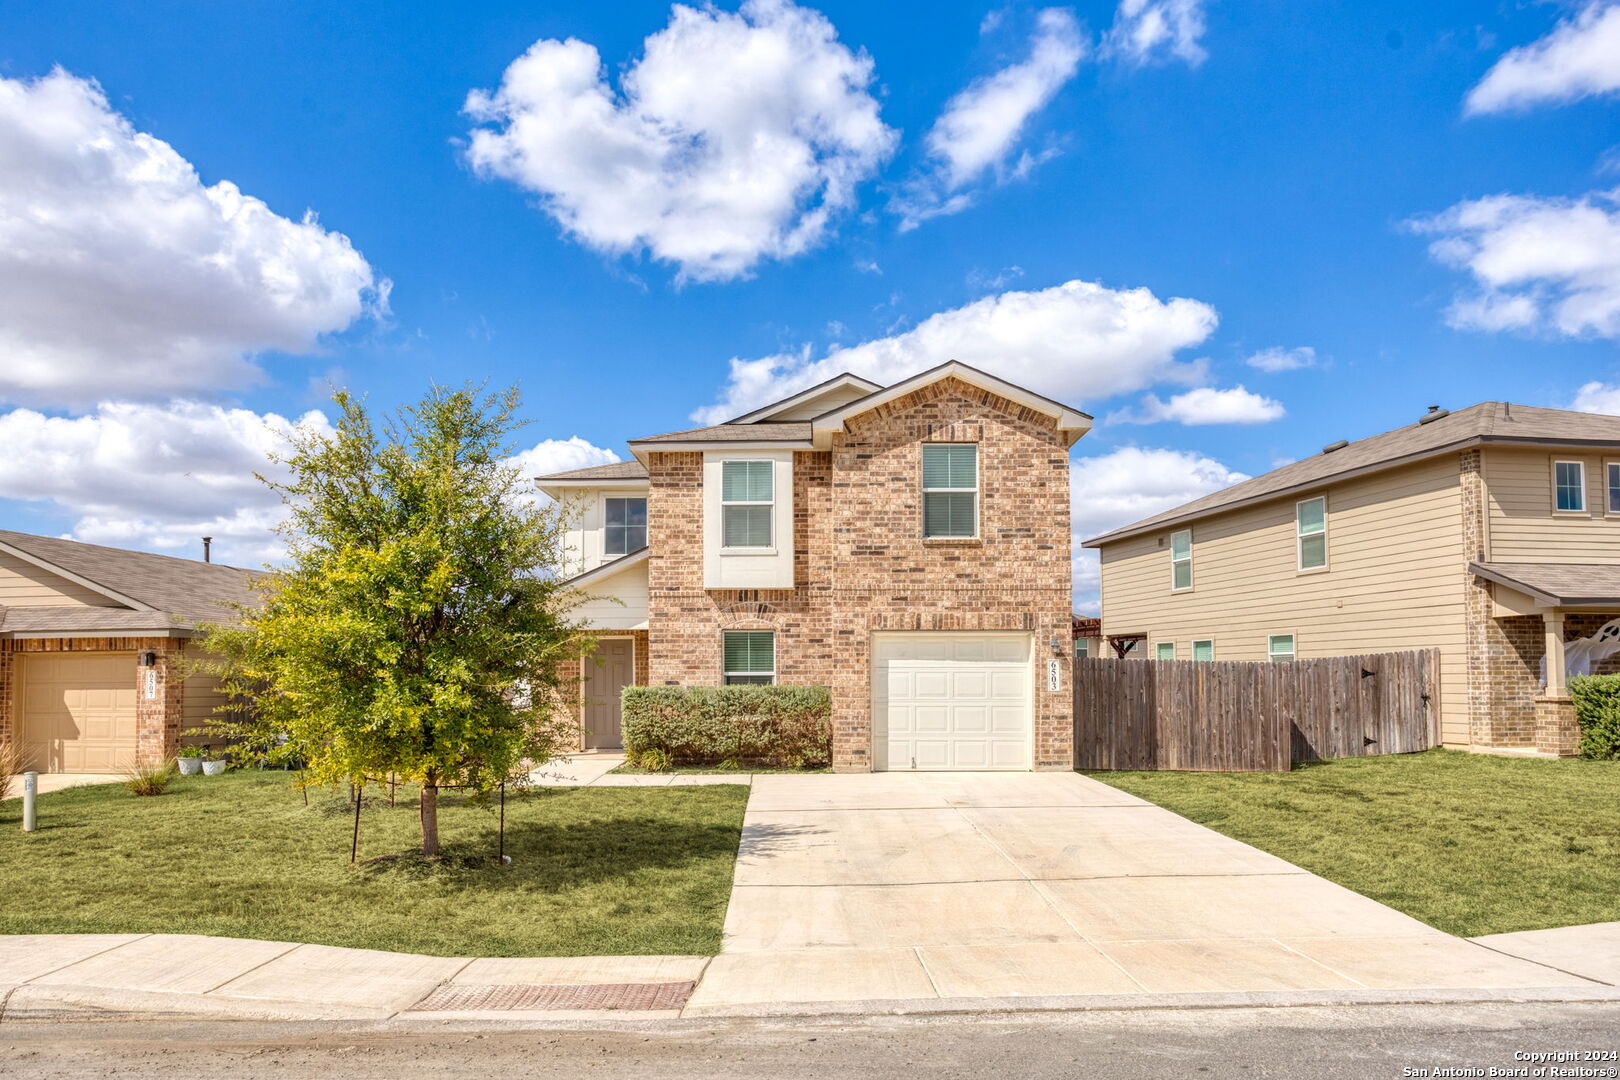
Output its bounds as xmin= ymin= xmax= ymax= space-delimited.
xmin=20 ymin=653 xmax=139 ymax=773
xmin=583 ymin=639 xmax=634 ymax=749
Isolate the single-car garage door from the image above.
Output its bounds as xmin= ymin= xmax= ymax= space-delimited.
xmin=20 ymin=653 xmax=138 ymax=773
xmin=873 ymin=633 xmax=1032 ymax=771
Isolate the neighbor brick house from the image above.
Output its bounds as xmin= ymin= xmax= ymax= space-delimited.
xmin=0 ymin=531 xmax=255 ymax=773
xmin=538 ymin=362 xmax=1090 ymax=772
xmin=1084 ymin=402 xmax=1620 ymax=756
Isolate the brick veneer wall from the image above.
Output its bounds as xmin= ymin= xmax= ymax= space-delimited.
xmin=0 ymin=636 xmax=185 ymax=766
xmin=646 ymin=377 xmax=1075 ymax=771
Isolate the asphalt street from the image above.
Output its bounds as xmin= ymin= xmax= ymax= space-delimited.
xmin=4 ymin=1000 xmax=1618 ymax=1079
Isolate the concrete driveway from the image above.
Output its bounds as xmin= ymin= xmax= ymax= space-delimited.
xmin=688 ymin=771 xmax=1595 ymax=1010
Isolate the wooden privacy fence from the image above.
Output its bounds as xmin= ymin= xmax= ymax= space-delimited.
xmin=1073 ymin=649 xmax=1441 ymax=772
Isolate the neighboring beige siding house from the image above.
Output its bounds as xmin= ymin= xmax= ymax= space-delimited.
xmin=1084 ymin=402 xmax=1620 ymax=756
xmin=538 ymin=362 xmax=1090 ymax=772
xmin=0 ymin=531 xmax=257 ymax=773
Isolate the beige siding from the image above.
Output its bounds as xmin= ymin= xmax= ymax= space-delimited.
xmin=1484 ymin=446 xmax=1620 ymax=563
xmin=574 ymin=560 xmax=649 ymax=630
xmin=0 ymin=552 xmax=122 ymax=608
xmin=1098 ymin=456 xmax=1470 ymax=744
xmin=761 ymin=384 xmax=873 ymax=420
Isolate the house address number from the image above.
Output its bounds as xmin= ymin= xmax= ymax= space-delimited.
xmin=1047 ymin=658 xmax=1062 ymax=692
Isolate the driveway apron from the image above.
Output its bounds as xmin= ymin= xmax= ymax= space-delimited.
xmin=687 ymin=771 xmax=1597 ymax=1009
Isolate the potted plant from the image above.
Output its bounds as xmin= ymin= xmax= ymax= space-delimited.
xmin=200 ymin=745 xmax=227 ymax=776
xmin=177 ymin=745 xmax=204 ymax=775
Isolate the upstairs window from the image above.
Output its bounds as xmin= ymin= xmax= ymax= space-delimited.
xmin=1555 ymin=461 xmax=1586 ymax=512
xmin=922 ymin=444 xmax=978 ymax=538
xmin=723 ymin=631 xmax=775 ymax=685
xmin=1296 ymin=496 xmax=1327 ymax=571
xmin=721 ymin=461 xmax=774 ymax=548
xmin=1609 ymin=463 xmax=1620 ymax=514
xmin=1170 ymin=529 xmax=1192 ymax=590
xmin=1268 ymin=634 xmax=1296 ymax=662
xmin=1155 ymin=642 xmax=1176 ymax=660
xmin=604 ymin=497 xmax=647 ymax=556
xmin=1192 ymin=639 xmax=1214 ymax=661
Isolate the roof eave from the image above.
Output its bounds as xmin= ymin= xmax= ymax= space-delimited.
xmin=724 ymin=372 xmax=883 ymax=425
xmin=0 ymin=537 xmax=157 ymax=611
xmin=561 ymin=547 xmax=651 ymax=589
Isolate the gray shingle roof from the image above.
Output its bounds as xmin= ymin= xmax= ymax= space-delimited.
xmin=534 ymin=460 xmax=648 ymax=482
xmin=1085 ymin=402 xmax=1620 ymax=547
xmin=1471 ymin=562 xmax=1620 ymax=606
xmin=629 ymin=422 xmax=812 ymax=445
xmin=0 ymin=529 xmax=261 ymax=629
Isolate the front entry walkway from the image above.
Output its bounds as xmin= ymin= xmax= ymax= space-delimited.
xmin=687 ymin=771 xmax=1598 ymax=1010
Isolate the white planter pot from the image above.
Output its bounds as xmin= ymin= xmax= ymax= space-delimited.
xmin=201 ymin=760 xmax=227 ymax=776
xmin=178 ymin=758 xmax=203 ymax=775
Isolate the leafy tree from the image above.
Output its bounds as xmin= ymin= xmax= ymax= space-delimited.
xmin=203 ymin=385 xmax=583 ymax=856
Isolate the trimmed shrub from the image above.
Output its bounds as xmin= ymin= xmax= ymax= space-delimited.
xmin=1569 ymin=674 xmax=1620 ymax=760
xmin=622 ymin=685 xmax=831 ymax=768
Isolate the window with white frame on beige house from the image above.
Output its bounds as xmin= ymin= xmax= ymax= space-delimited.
xmin=603 ymin=496 xmax=647 ymax=556
xmin=922 ymin=444 xmax=978 ymax=538
xmin=1296 ymin=496 xmax=1327 ymax=571
xmin=1553 ymin=460 xmax=1586 ymax=513
xmin=1169 ymin=529 xmax=1192 ymax=591
xmin=1192 ymin=639 xmax=1213 ymax=661
xmin=723 ymin=631 xmax=775 ymax=685
xmin=1155 ymin=641 xmax=1176 ymax=660
xmin=1608 ymin=461 xmax=1620 ymax=516
xmin=1268 ymin=634 xmax=1296 ymax=662
xmin=721 ymin=461 xmax=774 ymax=548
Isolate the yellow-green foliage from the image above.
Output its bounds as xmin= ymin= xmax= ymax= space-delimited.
xmin=1570 ymin=674 xmax=1620 ymax=760
xmin=622 ymin=685 xmax=832 ymax=768
xmin=197 ymin=385 xmax=587 ymax=851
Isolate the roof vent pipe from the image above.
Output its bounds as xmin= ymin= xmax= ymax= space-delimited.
xmin=202 ymin=536 xmax=212 ymax=563
xmin=1418 ymin=405 xmax=1450 ymax=425
xmin=1321 ymin=440 xmax=1349 ymax=454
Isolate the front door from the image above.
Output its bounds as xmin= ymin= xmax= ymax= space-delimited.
xmin=583 ymin=638 xmax=634 ymax=749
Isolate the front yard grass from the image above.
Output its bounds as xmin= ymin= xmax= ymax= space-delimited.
xmin=0 ymin=771 xmax=748 ymax=957
xmin=1088 ymin=749 xmax=1620 ymax=937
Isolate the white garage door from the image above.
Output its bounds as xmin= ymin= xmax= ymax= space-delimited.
xmin=873 ymin=633 xmax=1032 ymax=771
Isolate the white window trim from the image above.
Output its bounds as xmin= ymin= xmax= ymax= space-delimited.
xmin=1267 ymin=633 xmax=1297 ymax=662
xmin=1607 ymin=460 xmax=1620 ymax=517
xmin=1296 ymin=495 xmax=1328 ymax=573
xmin=722 ymin=630 xmax=776 ymax=685
xmin=601 ymin=493 xmax=648 ymax=558
xmin=1169 ymin=528 xmax=1193 ymax=592
xmin=1552 ymin=459 xmax=1588 ymax=515
xmin=1154 ymin=641 xmax=1177 ymax=660
xmin=921 ymin=443 xmax=980 ymax=540
xmin=720 ymin=459 xmax=776 ymax=552
xmin=1192 ymin=638 xmax=1215 ymax=661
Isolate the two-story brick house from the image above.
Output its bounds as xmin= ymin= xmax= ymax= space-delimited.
xmin=538 ymin=362 xmax=1090 ymax=772
xmin=1085 ymin=401 xmax=1620 ymax=757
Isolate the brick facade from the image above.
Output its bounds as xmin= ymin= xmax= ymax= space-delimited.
xmin=646 ymin=377 xmax=1074 ymax=771
xmin=0 ymin=636 xmax=187 ymax=767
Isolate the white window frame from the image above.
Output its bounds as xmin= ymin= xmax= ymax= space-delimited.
xmin=1268 ymin=634 xmax=1296 ymax=662
xmin=1553 ymin=459 xmax=1587 ymax=514
xmin=1607 ymin=460 xmax=1620 ymax=517
xmin=921 ymin=443 xmax=979 ymax=539
xmin=1075 ymin=638 xmax=1089 ymax=658
xmin=1169 ymin=529 xmax=1193 ymax=592
xmin=1192 ymin=639 xmax=1214 ymax=661
xmin=722 ymin=630 xmax=776 ymax=685
xmin=721 ymin=460 xmax=775 ymax=550
xmin=602 ymin=495 xmax=648 ymax=557
xmin=1154 ymin=641 xmax=1176 ymax=660
xmin=1296 ymin=496 xmax=1328 ymax=572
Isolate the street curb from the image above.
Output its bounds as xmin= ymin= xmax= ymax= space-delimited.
xmin=0 ymin=984 xmax=396 ymax=1023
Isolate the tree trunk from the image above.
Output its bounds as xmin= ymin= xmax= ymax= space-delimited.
xmin=420 ymin=779 xmax=440 ymax=857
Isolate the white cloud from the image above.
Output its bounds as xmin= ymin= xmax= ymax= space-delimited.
xmin=1103 ymin=0 xmax=1209 ymax=67
xmin=1111 ymin=385 xmax=1285 ymax=425
xmin=1571 ymin=380 xmax=1620 ymax=414
xmin=0 ymin=401 xmax=618 ymax=567
xmin=1466 ymin=2 xmax=1620 ymax=115
xmin=692 ymin=278 xmax=1219 ymax=423
xmin=463 ymin=0 xmax=895 ymax=282
xmin=894 ymin=9 xmax=1085 ymax=227
xmin=1245 ymin=345 xmax=1318 ymax=372
xmin=0 ymin=68 xmax=384 ymax=409
xmin=1411 ymin=189 xmax=1620 ymax=338
xmin=1069 ymin=445 xmax=1247 ymax=610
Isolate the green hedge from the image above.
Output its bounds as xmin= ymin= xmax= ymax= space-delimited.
xmin=621 ymin=685 xmax=831 ymax=768
xmin=1569 ymin=674 xmax=1620 ymax=760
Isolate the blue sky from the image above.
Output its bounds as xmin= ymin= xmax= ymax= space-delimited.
xmin=2 ymin=0 xmax=1619 ymax=610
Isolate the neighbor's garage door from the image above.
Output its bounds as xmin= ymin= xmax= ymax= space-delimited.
xmin=873 ymin=633 xmax=1032 ymax=771
xmin=20 ymin=653 xmax=138 ymax=773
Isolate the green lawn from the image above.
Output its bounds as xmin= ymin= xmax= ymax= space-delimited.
xmin=611 ymin=763 xmax=830 ymax=775
xmin=0 ymin=771 xmax=749 ymax=957
xmin=1088 ymin=749 xmax=1620 ymax=937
